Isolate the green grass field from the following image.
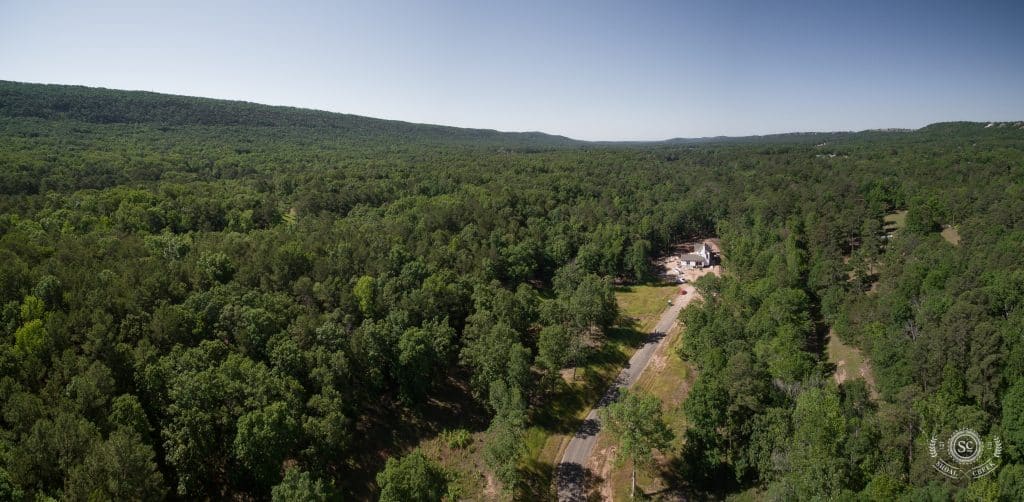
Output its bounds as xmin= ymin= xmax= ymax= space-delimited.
xmin=420 ymin=428 xmax=493 ymax=500
xmin=615 ymin=284 xmax=681 ymax=331
xmin=826 ymin=330 xmax=878 ymax=399
xmin=883 ymin=209 xmax=908 ymax=233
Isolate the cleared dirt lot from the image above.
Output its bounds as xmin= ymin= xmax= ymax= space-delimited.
xmin=656 ymin=240 xmax=722 ymax=284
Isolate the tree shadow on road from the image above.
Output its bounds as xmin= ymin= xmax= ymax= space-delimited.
xmin=555 ymin=462 xmax=606 ymax=502
xmin=519 ymin=454 xmax=557 ymax=501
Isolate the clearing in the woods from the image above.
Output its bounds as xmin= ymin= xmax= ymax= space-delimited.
xmin=826 ymin=330 xmax=879 ymax=399
xmin=581 ymin=255 xmax=720 ymax=500
xmin=415 ymin=284 xmax=679 ymax=500
xmin=522 ymin=283 xmax=679 ymax=499
xmin=425 ymin=251 xmax=713 ymax=499
xmin=941 ymin=225 xmax=961 ymax=245
xmin=615 ymin=284 xmax=682 ymax=331
xmin=596 ymin=321 xmax=696 ymax=501
xmin=883 ymin=209 xmax=908 ymax=233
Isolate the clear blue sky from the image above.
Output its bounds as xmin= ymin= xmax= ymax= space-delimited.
xmin=2 ymin=0 xmax=1022 ymax=140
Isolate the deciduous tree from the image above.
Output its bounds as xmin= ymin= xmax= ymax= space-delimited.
xmin=601 ymin=391 xmax=674 ymax=498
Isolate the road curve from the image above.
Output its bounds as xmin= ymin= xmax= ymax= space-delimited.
xmin=555 ymin=292 xmax=688 ymax=502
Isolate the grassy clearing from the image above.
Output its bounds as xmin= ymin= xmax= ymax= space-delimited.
xmin=615 ymin=284 xmax=681 ymax=331
xmin=417 ymin=284 xmax=681 ymax=499
xmin=883 ymin=209 xmax=908 ymax=233
xmin=524 ymin=325 xmax=647 ymax=492
xmin=634 ymin=325 xmax=691 ymax=410
xmin=826 ymin=331 xmax=867 ymax=380
xmin=604 ymin=324 xmax=696 ymax=500
xmin=826 ymin=330 xmax=878 ymax=399
xmin=420 ymin=428 xmax=494 ymax=500
xmin=941 ymin=225 xmax=961 ymax=245
xmin=345 ymin=377 xmax=490 ymax=499
xmin=521 ymin=284 xmax=679 ymax=496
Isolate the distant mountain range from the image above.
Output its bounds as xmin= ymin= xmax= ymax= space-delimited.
xmin=0 ymin=80 xmax=1017 ymax=147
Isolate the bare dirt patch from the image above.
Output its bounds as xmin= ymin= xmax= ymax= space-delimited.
xmin=941 ymin=225 xmax=961 ymax=246
xmin=834 ymin=359 xmax=848 ymax=385
xmin=483 ymin=471 xmax=498 ymax=499
xmin=656 ymin=240 xmax=722 ymax=283
xmin=649 ymin=350 xmax=668 ymax=373
xmin=589 ymin=445 xmax=616 ymax=501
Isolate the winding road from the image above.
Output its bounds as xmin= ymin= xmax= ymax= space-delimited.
xmin=554 ymin=290 xmax=689 ymax=502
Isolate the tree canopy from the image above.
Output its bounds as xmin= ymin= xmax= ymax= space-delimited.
xmin=0 ymin=81 xmax=1022 ymax=499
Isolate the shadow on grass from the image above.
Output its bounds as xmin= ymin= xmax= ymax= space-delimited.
xmin=519 ymin=455 xmax=557 ymax=501
xmin=655 ymin=450 xmax=741 ymax=501
xmin=821 ymin=331 xmax=838 ymax=377
xmin=523 ymin=320 xmax=661 ymax=499
xmin=606 ymin=324 xmax=648 ymax=350
xmin=584 ymin=467 xmax=608 ymax=502
xmin=339 ymin=375 xmax=490 ymax=500
xmin=532 ymin=325 xmax=646 ymax=434
xmin=614 ymin=278 xmax=683 ymax=293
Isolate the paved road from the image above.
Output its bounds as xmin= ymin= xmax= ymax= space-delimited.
xmin=555 ymin=292 xmax=689 ymax=502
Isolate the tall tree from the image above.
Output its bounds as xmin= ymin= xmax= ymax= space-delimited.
xmin=484 ymin=380 xmax=527 ymax=493
xmin=601 ymin=390 xmax=674 ymax=498
xmin=375 ymin=450 xmax=448 ymax=502
xmin=272 ymin=467 xmax=328 ymax=502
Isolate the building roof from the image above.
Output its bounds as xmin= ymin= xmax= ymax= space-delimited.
xmin=679 ymin=253 xmax=708 ymax=264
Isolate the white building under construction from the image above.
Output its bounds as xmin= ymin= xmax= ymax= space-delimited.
xmin=679 ymin=242 xmax=713 ymax=268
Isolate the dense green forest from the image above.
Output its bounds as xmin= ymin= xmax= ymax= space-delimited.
xmin=1 ymin=81 xmax=1023 ymax=500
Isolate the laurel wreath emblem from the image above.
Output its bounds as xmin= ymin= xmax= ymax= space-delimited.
xmin=928 ymin=428 xmax=1002 ymax=480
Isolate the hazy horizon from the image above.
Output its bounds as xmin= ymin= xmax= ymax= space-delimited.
xmin=2 ymin=0 xmax=1023 ymax=141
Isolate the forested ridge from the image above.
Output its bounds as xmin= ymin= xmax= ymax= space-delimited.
xmin=0 ymin=81 xmax=1023 ymax=500
xmin=0 ymin=81 xmax=580 ymax=148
